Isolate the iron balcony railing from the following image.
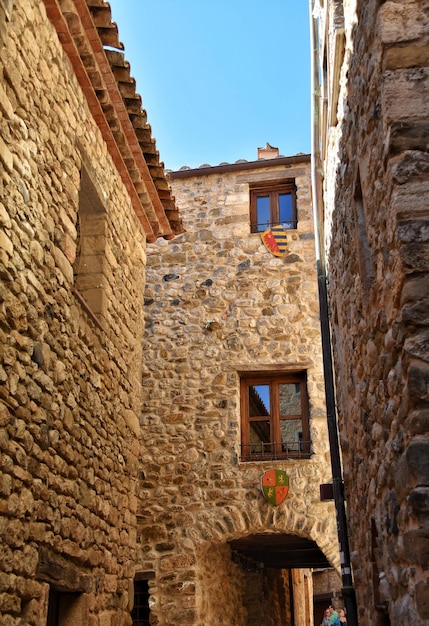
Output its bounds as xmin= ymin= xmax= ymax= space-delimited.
xmin=251 ymin=219 xmax=298 ymax=232
xmin=241 ymin=441 xmax=312 ymax=462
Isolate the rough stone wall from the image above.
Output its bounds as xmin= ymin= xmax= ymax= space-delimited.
xmin=312 ymin=568 xmax=342 ymax=599
xmin=140 ymin=159 xmax=338 ymax=625
xmin=323 ymin=0 xmax=429 ymax=624
xmin=245 ymin=568 xmax=292 ymax=626
xmin=197 ymin=545 xmax=297 ymax=626
xmin=0 ymin=1 xmax=147 ymax=624
xmin=197 ymin=543 xmax=248 ymax=626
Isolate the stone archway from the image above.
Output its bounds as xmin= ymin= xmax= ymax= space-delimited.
xmin=229 ymin=533 xmax=332 ymax=569
xmin=194 ymin=530 xmax=333 ymax=626
xmin=141 ymin=491 xmax=340 ymax=626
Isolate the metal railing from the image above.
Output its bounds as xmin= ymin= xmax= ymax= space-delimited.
xmin=251 ymin=219 xmax=298 ymax=232
xmin=241 ymin=441 xmax=311 ymax=462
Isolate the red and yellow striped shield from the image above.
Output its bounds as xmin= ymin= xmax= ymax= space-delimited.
xmin=260 ymin=226 xmax=288 ymax=257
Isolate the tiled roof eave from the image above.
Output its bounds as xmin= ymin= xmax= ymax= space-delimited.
xmin=43 ymin=0 xmax=183 ymax=240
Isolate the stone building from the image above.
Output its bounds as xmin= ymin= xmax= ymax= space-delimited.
xmin=0 ymin=1 xmax=352 ymax=625
xmin=312 ymin=0 xmax=429 ymax=624
xmin=0 ymin=1 xmax=181 ymax=624
xmin=138 ymin=147 xmax=340 ymax=626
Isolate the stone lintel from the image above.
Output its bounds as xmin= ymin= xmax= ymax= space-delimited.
xmin=36 ymin=548 xmax=93 ymax=593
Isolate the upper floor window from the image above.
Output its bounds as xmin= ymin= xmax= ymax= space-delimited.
xmin=250 ymin=181 xmax=297 ymax=233
xmin=240 ymin=371 xmax=310 ymax=462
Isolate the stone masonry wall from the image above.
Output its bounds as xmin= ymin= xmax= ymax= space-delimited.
xmin=324 ymin=0 xmax=429 ymax=624
xmin=139 ymin=158 xmax=338 ymax=625
xmin=0 ymin=1 xmax=147 ymax=624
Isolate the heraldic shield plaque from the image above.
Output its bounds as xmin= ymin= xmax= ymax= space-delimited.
xmin=260 ymin=226 xmax=288 ymax=257
xmin=261 ymin=469 xmax=289 ymax=506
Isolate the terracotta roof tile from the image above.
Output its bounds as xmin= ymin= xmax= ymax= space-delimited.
xmin=87 ymin=3 xmax=182 ymax=228
xmin=43 ymin=0 xmax=183 ymax=240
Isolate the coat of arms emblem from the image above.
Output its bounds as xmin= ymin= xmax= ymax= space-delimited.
xmin=261 ymin=469 xmax=289 ymax=506
xmin=260 ymin=225 xmax=288 ymax=257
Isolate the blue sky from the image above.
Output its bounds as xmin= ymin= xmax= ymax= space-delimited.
xmin=108 ymin=1 xmax=311 ymax=172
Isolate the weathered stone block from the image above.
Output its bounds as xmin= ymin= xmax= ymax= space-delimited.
xmin=402 ymin=295 xmax=429 ymax=327
xmin=159 ymin=554 xmax=196 ymax=571
xmin=397 ymin=440 xmax=429 ymax=495
xmin=0 ymin=81 xmax=13 ymax=118
xmin=406 ymin=409 xmax=429 ymax=436
xmin=397 ymin=219 xmax=429 ymax=243
xmin=0 ymin=228 xmax=14 ymax=256
xmin=408 ymin=486 xmax=429 ymax=521
xmin=401 ymin=275 xmax=429 ymax=306
xmin=408 ymin=360 xmax=429 ymax=402
xmin=384 ymin=43 xmax=429 ymax=71
xmin=0 ymin=134 xmax=13 ymax=173
xmin=383 ymin=68 xmax=429 ymax=123
xmin=389 ymin=120 xmax=429 ymax=154
xmin=400 ymin=242 xmax=429 ymax=272
xmin=379 ymin=2 xmax=425 ymax=44
xmin=404 ymin=332 xmax=429 ymax=362
xmin=416 ymin=578 xmax=429 ymax=619
xmin=403 ymin=529 xmax=429 ymax=568
xmin=0 ymin=591 xmax=21 ymax=612
xmin=391 ymin=177 xmax=429 ymax=219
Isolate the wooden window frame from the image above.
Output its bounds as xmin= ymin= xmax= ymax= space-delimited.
xmin=250 ymin=180 xmax=297 ymax=233
xmin=240 ymin=371 xmax=311 ymax=462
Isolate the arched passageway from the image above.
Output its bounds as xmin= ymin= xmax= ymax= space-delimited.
xmin=219 ymin=533 xmax=336 ymax=626
xmin=229 ymin=533 xmax=332 ymax=569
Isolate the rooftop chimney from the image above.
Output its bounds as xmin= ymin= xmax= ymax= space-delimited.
xmin=257 ymin=143 xmax=279 ymax=160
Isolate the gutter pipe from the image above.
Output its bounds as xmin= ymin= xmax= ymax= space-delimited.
xmin=308 ymin=3 xmax=358 ymax=625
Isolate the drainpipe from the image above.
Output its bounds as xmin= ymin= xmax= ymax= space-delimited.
xmin=308 ymin=3 xmax=358 ymax=625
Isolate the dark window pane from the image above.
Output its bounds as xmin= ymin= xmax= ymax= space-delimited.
xmin=250 ymin=420 xmax=271 ymax=443
xmin=280 ymin=419 xmax=303 ymax=451
xmin=256 ymin=196 xmax=271 ymax=231
xmin=279 ymin=383 xmax=301 ymax=416
xmin=249 ymin=420 xmax=271 ymax=456
xmin=249 ymin=384 xmax=270 ymax=416
xmin=278 ymin=193 xmax=293 ymax=227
